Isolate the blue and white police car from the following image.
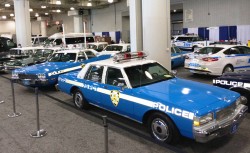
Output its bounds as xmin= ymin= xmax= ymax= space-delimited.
xmin=57 ymin=52 xmax=248 ymax=144
xmin=185 ymin=45 xmax=250 ymax=75
xmin=11 ymin=49 xmax=111 ymax=86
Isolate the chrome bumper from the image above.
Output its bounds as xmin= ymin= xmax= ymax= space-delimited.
xmin=193 ymin=104 xmax=248 ymax=143
xmin=12 ymin=78 xmax=49 ymax=86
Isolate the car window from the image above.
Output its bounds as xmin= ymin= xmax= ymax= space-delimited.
xmin=55 ymin=39 xmax=62 ymax=45
xmin=106 ymin=67 xmax=126 ymax=87
xmin=127 ymin=45 xmax=131 ymax=52
xmin=237 ymin=46 xmax=250 ymax=54
xmin=84 ymin=50 xmax=96 ymax=59
xmin=196 ymin=47 xmax=223 ymax=54
xmin=84 ymin=65 xmax=104 ymax=83
xmin=105 ymin=45 xmax=123 ymax=51
xmin=176 ymin=37 xmax=193 ymax=41
xmin=48 ymin=53 xmax=76 ymax=62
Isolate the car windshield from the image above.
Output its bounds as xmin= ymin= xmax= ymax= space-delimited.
xmin=124 ymin=62 xmax=174 ymax=88
xmin=48 ymin=53 xmax=76 ymax=62
xmin=88 ymin=44 xmax=97 ymax=50
xmin=195 ymin=47 xmax=223 ymax=54
xmin=44 ymin=38 xmax=54 ymax=45
xmin=105 ymin=45 xmax=123 ymax=51
xmin=34 ymin=49 xmax=54 ymax=57
xmin=171 ymin=46 xmax=182 ymax=53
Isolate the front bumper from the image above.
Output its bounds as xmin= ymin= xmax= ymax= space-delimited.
xmin=12 ymin=78 xmax=49 ymax=86
xmin=193 ymin=104 xmax=248 ymax=143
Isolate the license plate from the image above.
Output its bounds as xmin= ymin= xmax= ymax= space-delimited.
xmin=22 ymin=79 xmax=30 ymax=86
xmin=230 ymin=123 xmax=238 ymax=134
xmin=188 ymin=63 xmax=201 ymax=68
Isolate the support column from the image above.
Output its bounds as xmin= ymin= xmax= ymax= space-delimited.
xmin=14 ymin=0 xmax=32 ymax=47
xmin=41 ymin=21 xmax=47 ymax=36
xmin=142 ymin=0 xmax=171 ymax=70
xmin=74 ymin=16 xmax=83 ymax=33
xmin=129 ymin=0 xmax=143 ymax=52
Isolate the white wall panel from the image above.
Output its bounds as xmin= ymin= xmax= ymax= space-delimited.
xmin=183 ymin=0 xmax=250 ymax=28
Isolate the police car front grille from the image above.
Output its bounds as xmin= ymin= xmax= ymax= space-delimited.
xmin=18 ymin=74 xmax=38 ymax=79
xmin=216 ymin=103 xmax=236 ymax=121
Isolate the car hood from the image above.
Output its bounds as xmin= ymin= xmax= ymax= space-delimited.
xmin=14 ymin=62 xmax=81 ymax=75
xmin=135 ymin=78 xmax=239 ymax=115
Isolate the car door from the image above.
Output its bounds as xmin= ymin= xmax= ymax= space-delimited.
xmin=98 ymin=67 xmax=134 ymax=117
xmin=237 ymin=46 xmax=250 ymax=70
xmin=82 ymin=65 xmax=106 ymax=106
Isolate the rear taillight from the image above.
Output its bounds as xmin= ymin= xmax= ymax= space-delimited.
xmin=202 ymin=57 xmax=218 ymax=62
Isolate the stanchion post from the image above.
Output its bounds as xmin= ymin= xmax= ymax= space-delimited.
xmin=30 ymin=87 xmax=47 ymax=138
xmin=103 ymin=115 xmax=108 ymax=153
xmin=8 ymin=79 xmax=21 ymax=118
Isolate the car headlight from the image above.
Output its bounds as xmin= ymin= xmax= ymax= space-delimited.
xmin=193 ymin=113 xmax=214 ymax=127
xmin=236 ymin=96 xmax=247 ymax=106
xmin=12 ymin=72 xmax=19 ymax=79
xmin=38 ymin=73 xmax=46 ymax=79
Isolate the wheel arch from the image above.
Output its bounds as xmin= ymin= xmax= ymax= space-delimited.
xmin=222 ymin=63 xmax=234 ymax=73
xmin=70 ymin=86 xmax=79 ymax=95
xmin=142 ymin=110 xmax=179 ymax=130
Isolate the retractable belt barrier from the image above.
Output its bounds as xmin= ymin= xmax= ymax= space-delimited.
xmin=8 ymin=79 xmax=21 ymax=118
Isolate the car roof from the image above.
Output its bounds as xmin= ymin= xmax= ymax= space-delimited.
xmin=207 ymin=44 xmax=245 ymax=48
xmin=87 ymin=58 xmax=156 ymax=69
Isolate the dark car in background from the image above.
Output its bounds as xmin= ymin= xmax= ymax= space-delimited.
xmin=213 ymin=71 xmax=250 ymax=112
xmin=0 ymin=37 xmax=17 ymax=52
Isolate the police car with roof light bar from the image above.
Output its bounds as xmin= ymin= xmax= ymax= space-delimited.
xmin=185 ymin=44 xmax=250 ymax=76
xmin=57 ymin=52 xmax=247 ymax=144
xmin=213 ymin=70 xmax=250 ymax=112
xmin=11 ymin=49 xmax=111 ymax=86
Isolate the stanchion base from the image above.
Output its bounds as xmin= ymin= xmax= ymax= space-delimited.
xmin=8 ymin=112 xmax=21 ymax=118
xmin=30 ymin=129 xmax=47 ymax=138
xmin=0 ymin=100 xmax=4 ymax=104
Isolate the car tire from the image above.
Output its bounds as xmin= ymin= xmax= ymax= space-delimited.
xmin=148 ymin=112 xmax=180 ymax=144
xmin=240 ymin=93 xmax=250 ymax=113
xmin=222 ymin=65 xmax=233 ymax=74
xmin=73 ymin=89 xmax=89 ymax=109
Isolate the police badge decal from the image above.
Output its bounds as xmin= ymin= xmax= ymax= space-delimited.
xmin=110 ymin=90 xmax=120 ymax=107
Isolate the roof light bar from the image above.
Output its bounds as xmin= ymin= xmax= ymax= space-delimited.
xmin=113 ymin=51 xmax=147 ymax=62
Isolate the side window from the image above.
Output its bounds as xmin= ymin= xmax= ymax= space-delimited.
xmin=55 ymin=39 xmax=62 ymax=45
xmin=85 ymin=51 xmax=96 ymax=59
xmin=106 ymin=67 xmax=126 ymax=87
xmin=84 ymin=65 xmax=104 ymax=83
xmin=230 ymin=48 xmax=240 ymax=54
xmin=239 ymin=46 xmax=250 ymax=54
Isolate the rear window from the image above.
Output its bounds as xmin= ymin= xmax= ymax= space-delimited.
xmin=105 ymin=45 xmax=123 ymax=51
xmin=195 ymin=47 xmax=223 ymax=54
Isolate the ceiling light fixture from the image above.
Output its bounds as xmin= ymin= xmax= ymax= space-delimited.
xmin=87 ymin=2 xmax=92 ymax=6
xmin=5 ymin=4 xmax=10 ymax=7
xmin=56 ymin=0 xmax=61 ymax=5
xmin=173 ymin=10 xmax=177 ymax=12
xmin=29 ymin=8 xmax=33 ymax=12
xmin=10 ymin=13 xmax=14 ymax=17
xmin=108 ymin=0 xmax=113 ymax=3
xmin=41 ymin=6 xmax=46 ymax=9
xmin=70 ymin=7 xmax=75 ymax=10
xmin=35 ymin=13 xmax=39 ymax=17
xmin=2 ymin=16 xmax=7 ymax=19
xmin=45 ymin=12 xmax=49 ymax=15
xmin=56 ymin=9 xmax=61 ymax=13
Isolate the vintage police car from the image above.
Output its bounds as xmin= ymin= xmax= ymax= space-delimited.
xmin=57 ymin=52 xmax=248 ymax=144
xmin=12 ymin=49 xmax=111 ymax=86
xmin=171 ymin=46 xmax=189 ymax=68
xmin=4 ymin=47 xmax=63 ymax=71
xmin=185 ymin=45 xmax=250 ymax=76
xmin=213 ymin=71 xmax=250 ymax=112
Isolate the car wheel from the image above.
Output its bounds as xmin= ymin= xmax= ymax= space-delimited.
xmin=241 ymin=93 xmax=250 ymax=113
xmin=222 ymin=65 xmax=233 ymax=74
xmin=148 ymin=112 xmax=180 ymax=144
xmin=73 ymin=89 xmax=89 ymax=109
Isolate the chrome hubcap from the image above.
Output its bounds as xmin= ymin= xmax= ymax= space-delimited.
xmin=74 ymin=92 xmax=82 ymax=107
xmin=151 ymin=118 xmax=169 ymax=141
xmin=224 ymin=67 xmax=233 ymax=73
